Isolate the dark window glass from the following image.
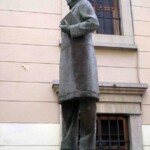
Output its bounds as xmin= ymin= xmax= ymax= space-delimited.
xmin=89 ymin=0 xmax=121 ymax=35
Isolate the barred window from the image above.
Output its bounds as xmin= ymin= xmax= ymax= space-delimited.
xmin=78 ymin=115 xmax=129 ymax=150
xmin=89 ymin=0 xmax=121 ymax=35
xmin=96 ymin=115 xmax=129 ymax=150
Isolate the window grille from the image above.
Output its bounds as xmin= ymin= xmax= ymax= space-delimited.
xmin=96 ymin=115 xmax=129 ymax=150
xmin=78 ymin=115 xmax=129 ymax=150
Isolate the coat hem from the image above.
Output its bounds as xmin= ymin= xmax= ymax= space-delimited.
xmin=59 ymin=91 xmax=99 ymax=103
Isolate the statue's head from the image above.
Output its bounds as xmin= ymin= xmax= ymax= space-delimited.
xmin=66 ymin=0 xmax=80 ymax=8
xmin=66 ymin=0 xmax=72 ymax=5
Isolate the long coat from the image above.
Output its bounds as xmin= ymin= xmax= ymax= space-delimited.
xmin=59 ymin=0 xmax=100 ymax=103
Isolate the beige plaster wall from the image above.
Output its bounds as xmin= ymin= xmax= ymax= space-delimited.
xmin=0 ymin=0 xmax=61 ymax=124
xmin=131 ymin=0 xmax=150 ymax=123
xmin=0 ymin=0 xmax=139 ymax=124
xmin=0 ymin=0 xmax=61 ymax=148
xmin=132 ymin=0 xmax=150 ymax=148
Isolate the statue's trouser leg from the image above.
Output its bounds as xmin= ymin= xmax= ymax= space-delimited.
xmin=61 ymin=101 xmax=79 ymax=150
xmin=79 ymin=99 xmax=96 ymax=150
xmin=61 ymin=99 xmax=96 ymax=150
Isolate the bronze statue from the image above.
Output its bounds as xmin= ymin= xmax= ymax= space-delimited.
xmin=59 ymin=0 xmax=99 ymax=149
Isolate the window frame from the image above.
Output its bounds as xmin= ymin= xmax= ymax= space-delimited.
xmin=92 ymin=0 xmax=135 ymax=49
xmin=96 ymin=115 xmax=130 ymax=150
xmin=90 ymin=0 xmax=121 ymax=35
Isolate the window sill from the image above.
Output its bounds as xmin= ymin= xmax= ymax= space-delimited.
xmin=92 ymin=34 xmax=137 ymax=50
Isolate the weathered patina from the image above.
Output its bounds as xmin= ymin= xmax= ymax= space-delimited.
xmin=59 ymin=0 xmax=100 ymax=103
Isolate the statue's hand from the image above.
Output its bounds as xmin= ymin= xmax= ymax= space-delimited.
xmin=60 ymin=25 xmax=70 ymax=34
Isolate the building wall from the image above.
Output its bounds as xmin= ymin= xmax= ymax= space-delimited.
xmin=131 ymin=0 xmax=150 ymax=149
xmin=0 ymin=0 xmax=149 ymax=150
xmin=0 ymin=0 xmax=61 ymax=149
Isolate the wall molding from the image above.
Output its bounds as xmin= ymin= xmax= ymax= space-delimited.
xmin=52 ymin=80 xmax=148 ymax=96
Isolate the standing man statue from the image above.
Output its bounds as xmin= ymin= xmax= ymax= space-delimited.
xmin=59 ymin=0 xmax=100 ymax=149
